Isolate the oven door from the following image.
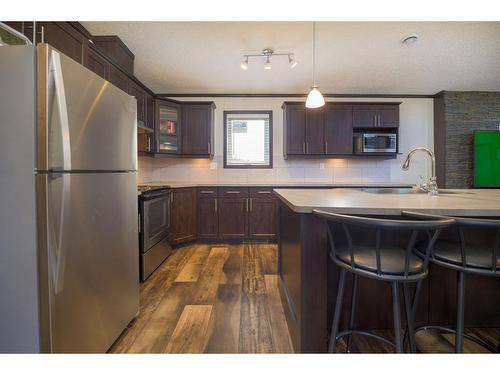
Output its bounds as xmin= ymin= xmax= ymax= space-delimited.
xmin=363 ymin=134 xmax=397 ymax=153
xmin=143 ymin=194 xmax=170 ymax=251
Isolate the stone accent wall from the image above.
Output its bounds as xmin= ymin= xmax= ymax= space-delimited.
xmin=441 ymin=91 xmax=500 ymax=188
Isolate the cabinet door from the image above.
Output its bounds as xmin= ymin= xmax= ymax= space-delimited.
xmin=248 ymin=198 xmax=278 ymax=240
xmin=324 ymin=105 xmax=353 ymax=155
xmin=353 ymin=105 xmax=377 ymax=128
xmin=108 ymin=65 xmax=129 ymax=92
xmin=35 ymin=22 xmax=86 ymax=64
xmin=197 ymin=197 xmax=218 ymax=239
xmin=182 ymin=104 xmax=212 ymax=156
xmin=170 ymin=189 xmax=197 ymax=245
xmin=377 ymin=105 xmax=399 ymax=128
xmin=284 ymin=105 xmax=306 ymax=155
xmin=128 ymin=80 xmax=147 ymax=127
xmin=218 ymin=198 xmax=248 ymax=239
xmin=84 ymin=45 xmax=109 ymax=80
xmin=156 ymin=100 xmax=181 ymax=154
xmin=305 ymin=108 xmax=325 ymax=154
xmin=145 ymin=92 xmax=155 ymax=131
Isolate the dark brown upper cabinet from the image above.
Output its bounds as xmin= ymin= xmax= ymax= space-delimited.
xmin=353 ymin=104 xmax=400 ymax=128
xmin=181 ymin=102 xmax=216 ymax=158
xmin=324 ymin=104 xmax=353 ymax=155
xmin=155 ymin=99 xmax=181 ymax=155
xmin=84 ymin=44 xmax=110 ymax=80
xmin=305 ymin=108 xmax=325 ymax=155
xmin=283 ymin=102 xmax=400 ymax=158
xmin=108 ymin=64 xmax=129 ymax=92
xmin=127 ymin=80 xmax=147 ymax=128
xmin=36 ymin=22 xmax=86 ymax=64
xmin=91 ymin=35 xmax=135 ymax=76
xmin=377 ymin=105 xmax=400 ymax=128
xmin=283 ymin=103 xmax=307 ymax=155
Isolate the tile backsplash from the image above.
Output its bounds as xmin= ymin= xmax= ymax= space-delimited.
xmin=138 ymin=96 xmax=434 ymax=185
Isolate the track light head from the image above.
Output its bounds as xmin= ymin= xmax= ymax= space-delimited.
xmin=264 ymin=55 xmax=272 ymax=70
xmin=288 ymin=54 xmax=298 ymax=69
xmin=240 ymin=56 xmax=248 ymax=70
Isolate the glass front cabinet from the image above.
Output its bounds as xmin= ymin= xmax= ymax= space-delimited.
xmin=155 ymin=99 xmax=181 ymax=154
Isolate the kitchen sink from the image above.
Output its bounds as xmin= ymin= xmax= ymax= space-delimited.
xmin=359 ymin=187 xmax=466 ymax=195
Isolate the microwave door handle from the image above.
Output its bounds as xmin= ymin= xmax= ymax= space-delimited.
xmin=50 ymin=50 xmax=72 ymax=171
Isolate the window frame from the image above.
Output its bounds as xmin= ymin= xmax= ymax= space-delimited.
xmin=223 ymin=110 xmax=273 ymax=169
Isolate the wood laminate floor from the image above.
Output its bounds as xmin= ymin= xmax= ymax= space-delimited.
xmin=110 ymin=243 xmax=499 ymax=354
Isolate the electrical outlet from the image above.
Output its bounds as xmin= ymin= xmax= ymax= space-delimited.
xmin=319 ymin=163 xmax=325 ymax=170
xmin=210 ymin=162 xmax=218 ymax=170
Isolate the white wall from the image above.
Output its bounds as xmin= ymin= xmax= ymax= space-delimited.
xmin=138 ymin=97 xmax=434 ymax=185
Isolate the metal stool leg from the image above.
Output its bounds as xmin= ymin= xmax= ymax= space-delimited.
xmin=329 ymin=268 xmax=347 ymax=353
xmin=403 ymin=283 xmax=416 ymax=353
xmin=346 ymin=273 xmax=358 ymax=353
xmin=392 ymin=282 xmax=403 ymax=353
xmin=455 ymin=271 xmax=465 ymax=353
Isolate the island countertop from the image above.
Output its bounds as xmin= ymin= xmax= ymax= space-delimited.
xmin=273 ymin=187 xmax=500 ymax=216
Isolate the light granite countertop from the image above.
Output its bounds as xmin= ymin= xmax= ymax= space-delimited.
xmin=140 ymin=182 xmax=414 ymax=189
xmin=273 ymin=187 xmax=500 ymax=217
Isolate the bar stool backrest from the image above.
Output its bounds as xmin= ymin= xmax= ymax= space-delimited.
xmin=402 ymin=212 xmax=500 ymax=274
xmin=313 ymin=210 xmax=455 ymax=281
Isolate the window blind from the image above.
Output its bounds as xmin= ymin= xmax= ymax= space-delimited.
xmin=225 ymin=112 xmax=271 ymax=167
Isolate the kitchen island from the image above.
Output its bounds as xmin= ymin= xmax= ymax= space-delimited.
xmin=274 ymin=188 xmax=500 ymax=353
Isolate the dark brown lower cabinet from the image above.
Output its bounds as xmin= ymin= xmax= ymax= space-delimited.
xmin=197 ymin=197 xmax=218 ymax=239
xmin=218 ymin=198 xmax=248 ymax=239
xmin=170 ymin=188 xmax=197 ymax=245
xmin=248 ymin=198 xmax=278 ymax=239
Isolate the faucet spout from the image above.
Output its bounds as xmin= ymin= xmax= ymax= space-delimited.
xmin=401 ymin=147 xmax=438 ymax=195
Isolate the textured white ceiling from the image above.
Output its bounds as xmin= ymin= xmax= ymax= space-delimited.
xmin=81 ymin=22 xmax=500 ymax=95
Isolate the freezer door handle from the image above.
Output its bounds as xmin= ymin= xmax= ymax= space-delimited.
xmin=50 ymin=50 xmax=72 ymax=171
xmin=48 ymin=173 xmax=71 ymax=294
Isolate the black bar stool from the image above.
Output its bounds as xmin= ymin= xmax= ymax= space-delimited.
xmin=402 ymin=211 xmax=500 ymax=353
xmin=313 ymin=210 xmax=454 ymax=353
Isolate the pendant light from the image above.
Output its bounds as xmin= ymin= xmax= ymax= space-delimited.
xmin=306 ymin=22 xmax=325 ymax=109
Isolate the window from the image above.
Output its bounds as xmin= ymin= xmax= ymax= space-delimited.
xmin=223 ymin=111 xmax=273 ymax=168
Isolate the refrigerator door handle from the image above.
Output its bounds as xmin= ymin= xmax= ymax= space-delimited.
xmin=50 ymin=50 xmax=72 ymax=171
xmin=48 ymin=173 xmax=70 ymax=295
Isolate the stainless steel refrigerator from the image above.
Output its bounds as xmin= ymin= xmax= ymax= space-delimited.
xmin=0 ymin=44 xmax=139 ymax=353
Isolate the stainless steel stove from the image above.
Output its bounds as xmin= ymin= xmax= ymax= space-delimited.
xmin=137 ymin=185 xmax=172 ymax=281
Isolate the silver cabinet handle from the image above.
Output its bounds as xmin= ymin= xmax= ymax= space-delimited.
xmin=249 ymin=198 xmax=253 ymax=212
xmin=41 ymin=25 xmax=45 ymax=43
xmin=200 ymin=190 xmax=214 ymax=194
xmin=257 ymin=191 xmax=271 ymax=194
xmin=325 ymin=141 xmax=328 ymax=154
xmin=214 ymin=198 xmax=217 ymax=213
xmin=303 ymin=142 xmax=306 ymax=154
xmin=306 ymin=142 xmax=309 ymax=154
xmin=378 ymin=114 xmax=381 ymax=127
xmin=226 ymin=191 xmax=240 ymax=194
xmin=208 ymin=142 xmax=210 ymax=152
xmin=246 ymin=198 xmax=249 ymax=212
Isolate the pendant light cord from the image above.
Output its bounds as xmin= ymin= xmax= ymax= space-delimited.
xmin=312 ymin=22 xmax=316 ymax=87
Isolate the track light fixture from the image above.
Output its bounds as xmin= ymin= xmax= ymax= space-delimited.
xmin=240 ymin=48 xmax=297 ymax=70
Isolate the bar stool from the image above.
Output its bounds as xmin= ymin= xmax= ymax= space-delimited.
xmin=402 ymin=211 xmax=500 ymax=353
xmin=313 ymin=210 xmax=454 ymax=353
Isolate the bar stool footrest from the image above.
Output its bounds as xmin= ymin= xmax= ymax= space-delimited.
xmin=415 ymin=325 xmax=497 ymax=353
xmin=335 ymin=329 xmax=396 ymax=351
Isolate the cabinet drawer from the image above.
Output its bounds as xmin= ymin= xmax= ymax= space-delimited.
xmin=197 ymin=187 xmax=218 ymax=197
xmin=218 ymin=187 xmax=249 ymax=197
xmin=249 ymin=187 xmax=275 ymax=198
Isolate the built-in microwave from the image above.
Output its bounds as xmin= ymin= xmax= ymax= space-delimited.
xmin=353 ymin=132 xmax=397 ymax=154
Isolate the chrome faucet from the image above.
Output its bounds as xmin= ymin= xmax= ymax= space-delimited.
xmin=402 ymin=147 xmax=439 ymax=195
